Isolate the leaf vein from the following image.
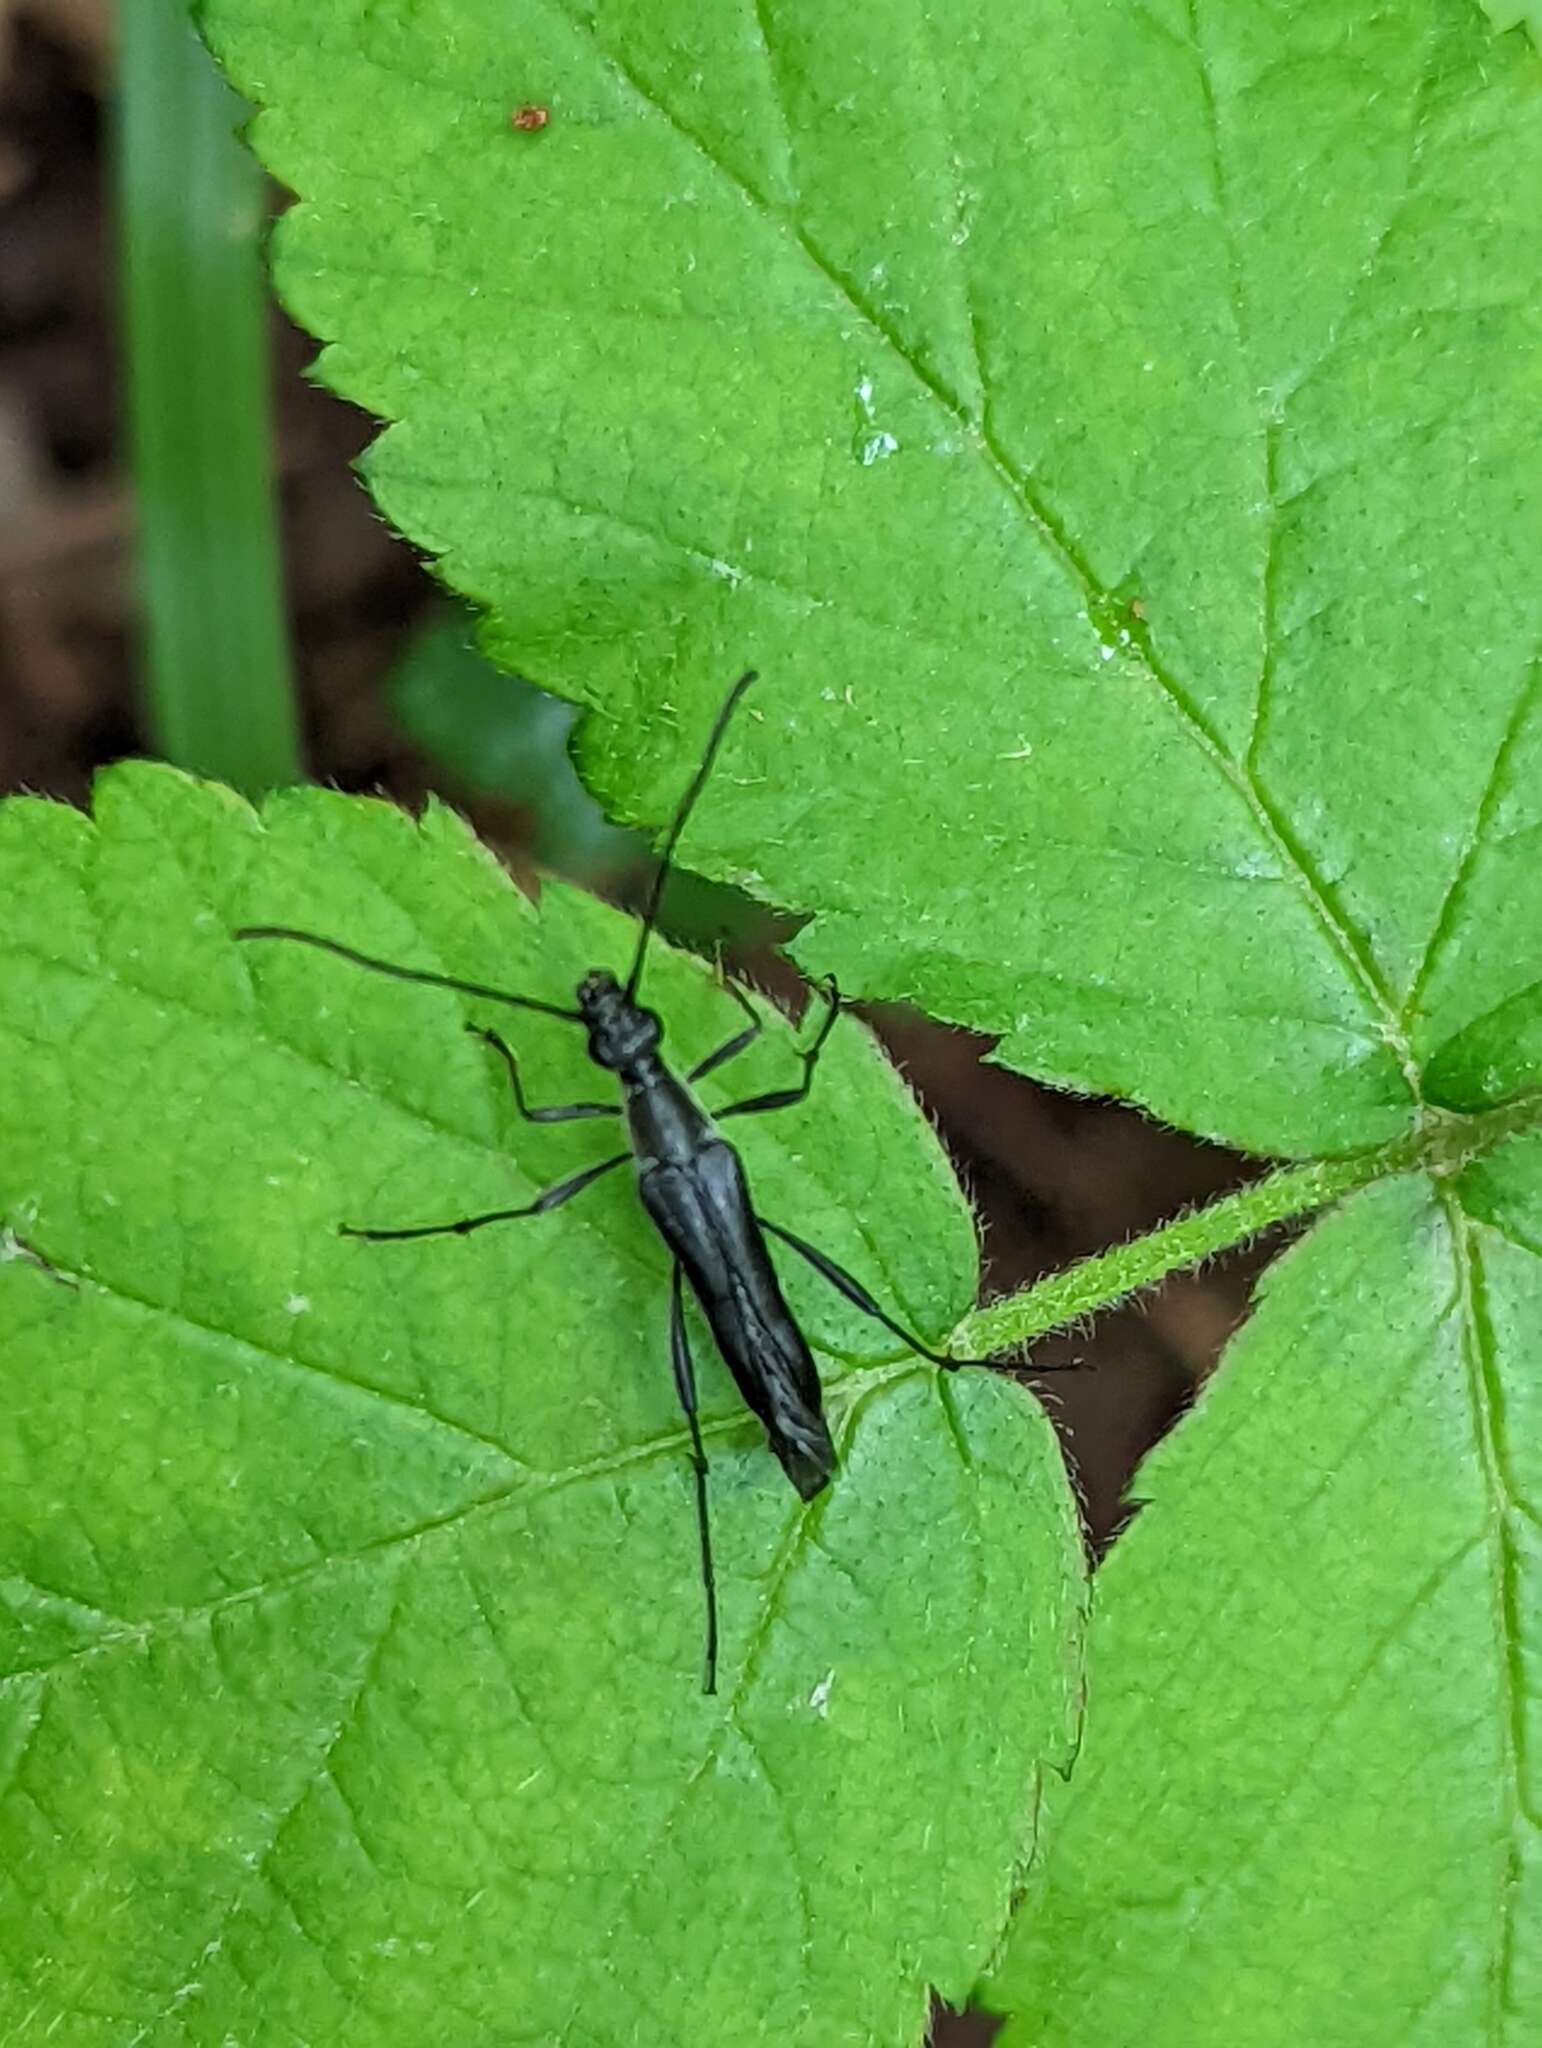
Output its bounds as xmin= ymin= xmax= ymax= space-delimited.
xmin=1403 ymin=647 xmax=1542 ymax=1030
xmin=567 ymin=1376 xmax=898 ymax=2017
xmin=123 ymin=1572 xmax=404 ymax=2048
xmin=0 ymin=1356 xmax=921 ymax=1694
xmin=1445 ymin=1196 xmax=1533 ymax=2040
xmin=35 ymin=1244 xmax=530 ymax=1469
xmin=744 ymin=0 xmax=797 ymax=202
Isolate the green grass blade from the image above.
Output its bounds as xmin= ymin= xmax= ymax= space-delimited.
xmin=116 ymin=0 xmax=300 ymax=794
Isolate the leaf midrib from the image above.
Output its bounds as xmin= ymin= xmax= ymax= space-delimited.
xmin=0 ymin=1305 xmax=924 ymax=1697
xmin=1445 ymin=1191 xmax=1535 ymax=2045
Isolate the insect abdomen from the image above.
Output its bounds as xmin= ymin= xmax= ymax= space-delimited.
xmin=639 ymin=1146 xmax=835 ymax=1500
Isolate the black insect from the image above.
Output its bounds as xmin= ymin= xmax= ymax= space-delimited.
xmin=237 ymin=672 xmax=962 ymax=1691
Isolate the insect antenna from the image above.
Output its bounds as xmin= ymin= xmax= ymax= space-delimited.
xmin=624 ymin=668 xmax=758 ymax=1001
xmin=234 ymin=927 xmax=584 ymax=1021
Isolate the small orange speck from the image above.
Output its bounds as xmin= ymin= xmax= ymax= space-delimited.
xmin=510 ymin=104 xmax=550 ymax=132
xmin=1129 ymin=597 xmax=1147 ymax=622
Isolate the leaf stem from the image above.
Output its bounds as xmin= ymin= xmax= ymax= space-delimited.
xmin=951 ymin=1093 xmax=1542 ymax=1360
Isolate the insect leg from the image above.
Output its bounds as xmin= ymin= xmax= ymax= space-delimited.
xmin=758 ymin=1216 xmax=960 ymax=1369
xmin=467 ymin=1024 xmax=619 ymax=1120
xmin=686 ymin=976 xmax=764 ymax=1086
xmin=670 ymin=1262 xmax=719 ymax=1695
xmin=341 ymin=1151 xmax=628 ymax=1243
xmin=715 ymin=978 xmax=841 ymax=1120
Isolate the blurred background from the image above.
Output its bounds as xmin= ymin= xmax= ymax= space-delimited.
xmin=0 ymin=7 xmax=1283 ymax=2038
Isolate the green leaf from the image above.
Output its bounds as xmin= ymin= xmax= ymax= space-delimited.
xmin=198 ymin=0 xmax=1542 ymax=1156
xmin=1477 ymin=4 xmax=1542 ymax=58
xmin=1427 ymin=983 xmax=1542 ymax=1115
xmin=386 ymin=613 xmax=781 ymax=950
xmin=387 ymin=614 xmax=641 ymax=876
xmin=0 ymin=766 xmax=1084 ymax=2045
xmin=982 ymin=1162 xmax=1542 ymax=2044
